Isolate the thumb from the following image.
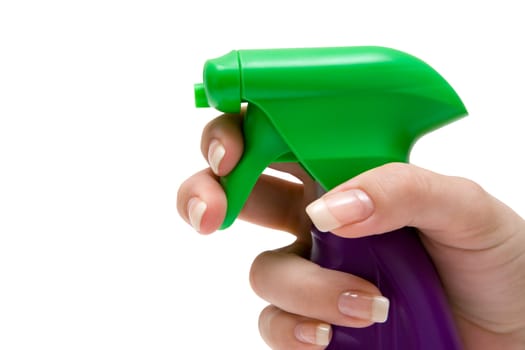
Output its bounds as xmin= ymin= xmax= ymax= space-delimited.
xmin=305 ymin=163 xmax=517 ymax=250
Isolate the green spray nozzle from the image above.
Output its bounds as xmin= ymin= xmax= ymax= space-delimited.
xmin=194 ymin=47 xmax=467 ymax=229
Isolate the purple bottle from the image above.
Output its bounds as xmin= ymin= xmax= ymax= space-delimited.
xmin=311 ymin=226 xmax=463 ymax=349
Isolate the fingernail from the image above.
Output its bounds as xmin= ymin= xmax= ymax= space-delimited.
xmin=188 ymin=197 xmax=207 ymax=233
xmin=294 ymin=322 xmax=331 ymax=346
xmin=305 ymin=189 xmax=374 ymax=232
xmin=338 ymin=291 xmax=389 ymax=323
xmin=208 ymin=139 xmax=225 ymax=175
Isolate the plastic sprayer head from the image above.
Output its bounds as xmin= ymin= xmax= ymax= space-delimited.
xmin=193 ymin=51 xmax=241 ymax=113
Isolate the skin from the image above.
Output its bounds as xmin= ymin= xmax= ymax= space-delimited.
xmin=177 ymin=113 xmax=525 ymax=349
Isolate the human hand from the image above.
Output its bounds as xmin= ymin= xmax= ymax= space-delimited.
xmin=177 ymin=112 xmax=525 ymax=349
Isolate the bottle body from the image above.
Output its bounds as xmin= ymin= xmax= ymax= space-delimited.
xmin=310 ymin=227 xmax=462 ymax=350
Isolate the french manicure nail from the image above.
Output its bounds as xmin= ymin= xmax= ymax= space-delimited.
xmin=338 ymin=291 xmax=389 ymax=323
xmin=208 ymin=139 xmax=225 ymax=175
xmin=305 ymin=189 xmax=374 ymax=232
xmin=188 ymin=197 xmax=207 ymax=233
xmin=294 ymin=322 xmax=331 ymax=346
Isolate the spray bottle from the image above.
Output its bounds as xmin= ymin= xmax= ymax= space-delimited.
xmin=193 ymin=46 xmax=467 ymax=349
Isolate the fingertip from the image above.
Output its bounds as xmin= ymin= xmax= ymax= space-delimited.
xmin=306 ymin=189 xmax=374 ymax=233
xmin=187 ymin=197 xmax=207 ymax=233
xmin=259 ymin=305 xmax=332 ymax=349
xmin=201 ymin=113 xmax=244 ymax=176
xmin=207 ymin=139 xmax=226 ymax=175
xmin=195 ymin=194 xmax=226 ymax=235
xmin=294 ymin=322 xmax=332 ymax=346
xmin=177 ymin=169 xmax=227 ymax=234
xmin=337 ymin=291 xmax=390 ymax=324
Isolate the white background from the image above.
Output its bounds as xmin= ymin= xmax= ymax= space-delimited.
xmin=1 ymin=1 xmax=523 ymax=349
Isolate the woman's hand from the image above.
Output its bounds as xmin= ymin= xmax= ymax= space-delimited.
xmin=177 ymin=112 xmax=525 ymax=349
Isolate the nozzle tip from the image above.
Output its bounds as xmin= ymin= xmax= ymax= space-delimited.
xmin=194 ymin=83 xmax=209 ymax=108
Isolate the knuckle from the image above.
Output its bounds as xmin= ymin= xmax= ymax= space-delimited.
xmin=376 ymin=163 xmax=430 ymax=201
xmin=258 ymin=306 xmax=296 ymax=350
xmin=258 ymin=304 xmax=279 ymax=333
xmin=258 ymin=305 xmax=277 ymax=348
xmin=249 ymin=250 xmax=274 ymax=298
xmin=260 ymin=310 xmax=308 ymax=350
xmin=451 ymin=176 xmax=495 ymax=228
xmin=454 ymin=176 xmax=487 ymax=202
